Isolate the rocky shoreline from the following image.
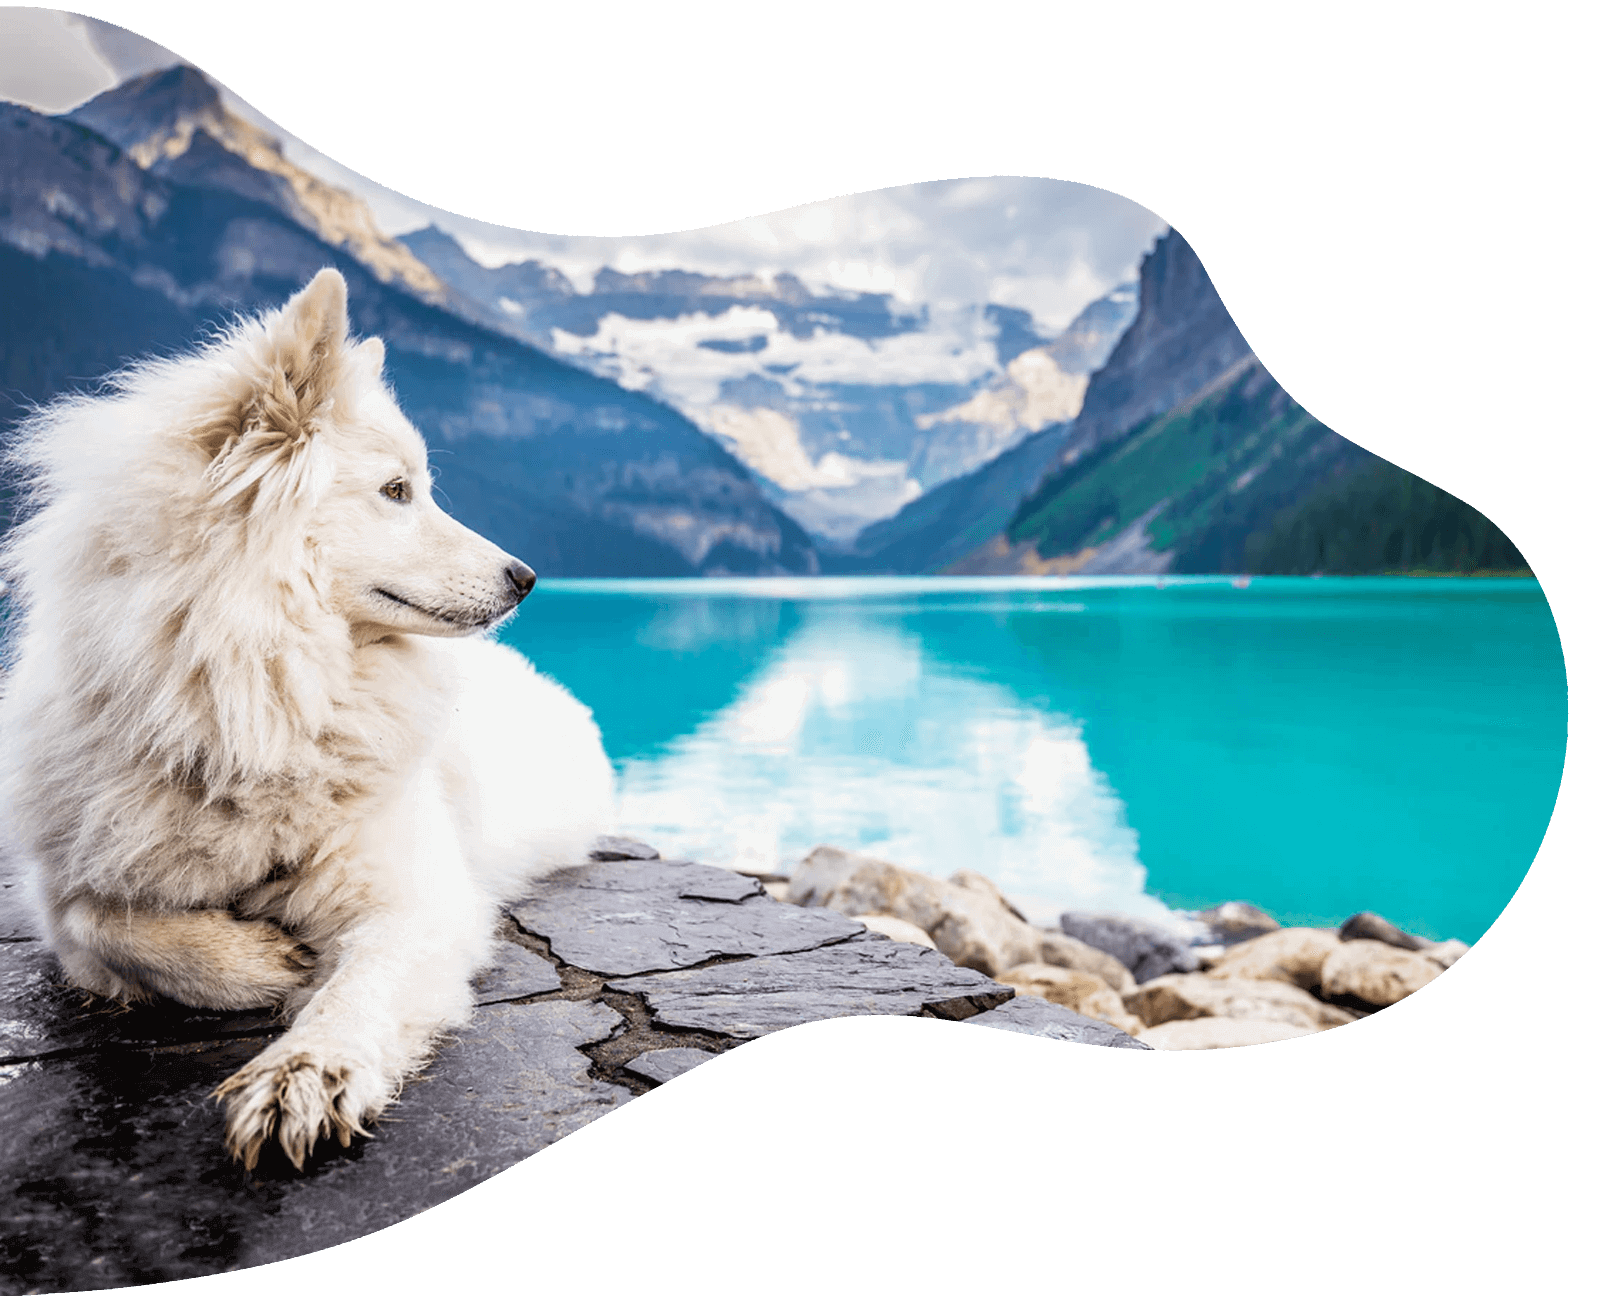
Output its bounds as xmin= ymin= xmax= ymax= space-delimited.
xmin=773 ymin=845 xmax=1467 ymax=1050
xmin=0 ymin=839 xmax=1465 ymax=1290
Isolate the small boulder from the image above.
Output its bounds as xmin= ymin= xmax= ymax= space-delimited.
xmin=1057 ymin=911 xmax=1199 ymax=983
xmin=855 ymin=914 xmax=937 ymax=948
xmin=1196 ymin=900 xmax=1280 ymax=946
xmin=1037 ymin=929 xmax=1138 ymax=996
xmin=1204 ymin=927 xmax=1342 ymax=992
xmin=1419 ymin=939 xmax=1469 ymax=969
xmin=995 ymin=963 xmax=1145 ymax=1036
xmin=1338 ymin=911 xmax=1427 ymax=951
xmin=1321 ymin=939 xmax=1441 ymax=1008
xmin=1126 ymin=973 xmax=1356 ymax=1031
xmin=789 ymin=847 xmax=1042 ymax=976
xmin=948 ymin=869 xmax=1031 ymax=922
xmin=788 ymin=845 xmax=871 ymax=908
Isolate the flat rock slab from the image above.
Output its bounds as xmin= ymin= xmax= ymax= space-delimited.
xmin=623 ymin=1046 xmax=718 ymax=1084
xmin=962 ymin=995 xmax=1152 ymax=1049
xmin=2 ymin=856 xmax=1165 ymax=1292
xmin=472 ymin=939 xmax=563 ymax=1003
xmin=511 ymin=860 xmax=863 ymax=975
xmin=0 ymin=998 xmax=627 ymax=1290
xmin=1 ymin=939 xmax=278 ymax=1058
xmin=609 ymin=932 xmax=1011 ymax=1038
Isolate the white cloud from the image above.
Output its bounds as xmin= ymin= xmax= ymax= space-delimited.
xmin=549 ymin=305 xmax=1003 ymax=416
xmin=915 ymin=347 xmax=1092 ymax=438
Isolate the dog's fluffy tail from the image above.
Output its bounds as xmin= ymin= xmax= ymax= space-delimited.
xmin=50 ymin=896 xmax=316 ymax=1009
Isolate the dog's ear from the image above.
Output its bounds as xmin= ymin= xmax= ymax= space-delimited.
xmin=257 ymin=268 xmax=350 ymax=427
xmin=352 ymin=336 xmax=385 ymax=377
xmin=201 ymin=269 xmax=351 ymax=507
xmin=272 ymin=272 xmax=350 ymax=413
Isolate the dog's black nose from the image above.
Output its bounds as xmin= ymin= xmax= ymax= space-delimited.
xmin=504 ymin=560 xmax=537 ymax=602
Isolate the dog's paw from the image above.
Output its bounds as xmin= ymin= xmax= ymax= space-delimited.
xmin=214 ymin=1042 xmax=388 ymax=1170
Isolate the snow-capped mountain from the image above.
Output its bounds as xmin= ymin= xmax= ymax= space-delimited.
xmin=403 ymin=226 xmax=1143 ymax=543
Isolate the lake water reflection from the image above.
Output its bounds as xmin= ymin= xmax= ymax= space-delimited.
xmin=502 ymin=577 xmax=1567 ymax=943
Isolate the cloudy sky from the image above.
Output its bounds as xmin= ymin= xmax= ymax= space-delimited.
xmin=0 ymin=9 xmax=1167 ymax=331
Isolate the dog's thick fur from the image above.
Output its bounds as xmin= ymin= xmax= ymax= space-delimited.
xmin=0 ymin=270 xmax=615 ymax=1168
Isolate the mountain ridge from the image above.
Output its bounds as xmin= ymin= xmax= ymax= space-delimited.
xmin=0 ymin=93 xmax=818 ymax=576
xmin=401 ymin=224 xmax=1140 ymax=544
xmin=844 ymin=231 xmax=1530 ymax=578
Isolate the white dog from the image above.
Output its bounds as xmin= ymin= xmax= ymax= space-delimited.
xmin=0 ymin=269 xmax=615 ymax=1169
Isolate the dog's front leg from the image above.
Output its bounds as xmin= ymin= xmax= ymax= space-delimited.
xmin=216 ymin=771 xmax=496 ymax=1170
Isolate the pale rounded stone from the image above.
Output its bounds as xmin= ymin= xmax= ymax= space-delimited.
xmin=948 ymin=869 xmax=1030 ymax=922
xmin=855 ymin=914 xmax=937 ymax=948
xmin=1419 ymin=939 xmax=1469 ymax=969
xmin=788 ymin=845 xmax=876 ymax=908
xmin=1196 ymin=900 xmax=1280 ymax=944
xmin=995 ymin=963 xmax=1145 ymax=1035
xmin=789 ymin=846 xmax=1043 ymax=976
xmin=1139 ymin=1018 xmax=1320 ymax=1050
xmin=1204 ymin=927 xmax=1342 ymax=991
xmin=1126 ymin=973 xmax=1357 ymax=1030
xmin=1321 ymin=939 xmax=1441 ymax=1007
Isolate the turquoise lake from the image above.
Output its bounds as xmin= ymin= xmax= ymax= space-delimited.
xmin=499 ymin=577 xmax=1567 ymax=944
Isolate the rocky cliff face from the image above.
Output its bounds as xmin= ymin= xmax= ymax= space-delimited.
xmin=65 ymin=66 xmax=447 ymax=301
xmin=0 ymin=95 xmax=817 ymax=576
xmin=1065 ymin=229 xmax=1251 ymax=458
xmin=1001 ymin=350 xmax=1528 ymax=577
xmin=859 ymin=227 xmax=1527 ymax=577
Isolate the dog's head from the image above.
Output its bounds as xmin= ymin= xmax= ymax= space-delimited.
xmin=199 ymin=269 xmax=534 ymax=638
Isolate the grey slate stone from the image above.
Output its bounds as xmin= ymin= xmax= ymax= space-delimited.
xmin=623 ymin=1046 xmax=718 ymax=1084
xmin=609 ymin=931 xmax=1011 ymax=1038
xmin=8 ymin=852 xmax=1172 ymax=1292
xmin=1058 ymin=910 xmax=1200 ymax=983
xmin=0 ymin=940 xmax=278 ymax=1059
xmin=510 ymin=860 xmax=862 ymax=975
xmin=962 ymin=994 xmax=1153 ymax=1049
xmin=0 ymin=999 xmax=627 ymax=1290
xmin=0 ymin=865 xmax=39 ymax=940
xmin=471 ymin=939 xmax=562 ymax=1003
xmin=589 ymin=834 xmax=661 ymax=862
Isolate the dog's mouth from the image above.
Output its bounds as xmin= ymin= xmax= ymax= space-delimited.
xmin=372 ymin=588 xmax=501 ymax=630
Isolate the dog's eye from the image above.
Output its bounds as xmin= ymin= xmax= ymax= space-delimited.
xmin=380 ymin=478 xmax=411 ymax=503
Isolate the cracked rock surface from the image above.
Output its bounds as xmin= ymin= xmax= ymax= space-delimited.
xmin=1 ymin=852 xmax=1143 ymax=1291
xmin=609 ymin=931 xmax=1012 ymax=1036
